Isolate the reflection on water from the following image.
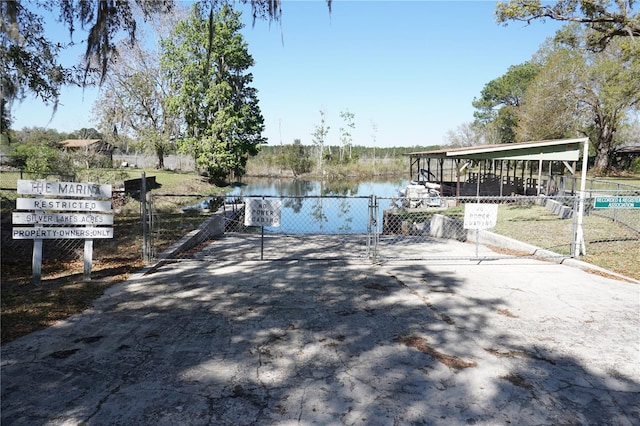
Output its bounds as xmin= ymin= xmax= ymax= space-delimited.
xmin=229 ymin=178 xmax=409 ymax=234
xmin=229 ymin=177 xmax=408 ymax=198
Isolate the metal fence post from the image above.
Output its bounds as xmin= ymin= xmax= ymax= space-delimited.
xmin=367 ymin=195 xmax=373 ymax=258
xmin=368 ymin=195 xmax=379 ymax=261
xmin=141 ymin=171 xmax=148 ymax=262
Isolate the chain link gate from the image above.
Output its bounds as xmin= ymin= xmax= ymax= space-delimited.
xmin=222 ymin=195 xmax=375 ymax=261
xmin=194 ymin=194 xmax=583 ymax=262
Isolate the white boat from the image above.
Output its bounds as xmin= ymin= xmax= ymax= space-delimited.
xmin=399 ymin=180 xmax=442 ymax=208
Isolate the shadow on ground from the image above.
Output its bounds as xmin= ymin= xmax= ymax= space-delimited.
xmin=2 ymin=235 xmax=638 ymax=425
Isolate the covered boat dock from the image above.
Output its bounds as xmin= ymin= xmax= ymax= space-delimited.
xmin=405 ymin=138 xmax=589 ymax=197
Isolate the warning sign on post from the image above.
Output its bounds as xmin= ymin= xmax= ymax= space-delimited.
xmin=463 ymin=203 xmax=498 ymax=230
xmin=244 ymin=199 xmax=282 ymax=227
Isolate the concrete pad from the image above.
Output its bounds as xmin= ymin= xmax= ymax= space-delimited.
xmin=2 ymin=235 xmax=639 ymax=425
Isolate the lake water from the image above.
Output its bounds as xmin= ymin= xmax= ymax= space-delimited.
xmin=228 ymin=177 xmax=409 ymax=198
xmin=227 ymin=178 xmax=410 ymax=234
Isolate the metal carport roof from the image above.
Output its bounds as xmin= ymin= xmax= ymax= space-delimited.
xmin=405 ymin=138 xmax=586 ymax=162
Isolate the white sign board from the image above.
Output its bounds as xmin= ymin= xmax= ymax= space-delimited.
xmin=18 ymin=180 xmax=112 ymax=198
xmin=12 ymin=212 xmax=114 ymax=225
xmin=463 ymin=203 xmax=499 ymax=230
xmin=244 ymin=199 xmax=282 ymax=227
xmin=16 ymin=198 xmax=112 ymax=212
xmin=12 ymin=227 xmax=114 ymax=239
xmin=13 ymin=179 xmax=115 ymax=284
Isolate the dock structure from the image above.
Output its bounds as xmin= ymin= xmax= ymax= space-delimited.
xmin=405 ymin=138 xmax=589 ymax=197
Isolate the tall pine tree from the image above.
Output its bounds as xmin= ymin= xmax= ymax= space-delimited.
xmin=162 ymin=4 xmax=266 ymax=183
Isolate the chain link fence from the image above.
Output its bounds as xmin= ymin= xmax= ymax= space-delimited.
xmin=377 ymin=195 xmax=573 ymax=260
xmin=2 ymin=169 xmax=639 ymax=282
xmin=227 ymin=195 xmax=375 ymax=260
xmin=379 ymin=193 xmax=637 ymax=264
xmin=147 ymin=193 xmax=228 ymax=260
xmin=147 ymin=191 xmax=639 ymax=267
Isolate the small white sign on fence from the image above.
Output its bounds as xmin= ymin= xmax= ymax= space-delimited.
xmin=244 ymin=199 xmax=282 ymax=227
xmin=463 ymin=203 xmax=499 ymax=230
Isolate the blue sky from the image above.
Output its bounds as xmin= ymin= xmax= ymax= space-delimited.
xmin=11 ymin=1 xmax=563 ymax=148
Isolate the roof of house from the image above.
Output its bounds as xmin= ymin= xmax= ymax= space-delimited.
xmin=59 ymin=139 xmax=102 ymax=148
xmin=617 ymin=145 xmax=640 ymax=154
xmin=58 ymin=139 xmax=114 ymax=151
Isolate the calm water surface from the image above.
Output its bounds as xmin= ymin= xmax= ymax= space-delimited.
xmin=229 ymin=177 xmax=408 ymax=198
xmin=228 ymin=178 xmax=409 ymax=234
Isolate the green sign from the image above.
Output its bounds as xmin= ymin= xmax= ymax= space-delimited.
xmin=594 ymin=196 xmax=640 ymax=209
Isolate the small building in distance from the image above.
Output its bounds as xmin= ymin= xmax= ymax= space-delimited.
xmin=613 ymin=144 xmax=640 ymax=171
xmin=58 ymin=139 xmax=115 ymax=167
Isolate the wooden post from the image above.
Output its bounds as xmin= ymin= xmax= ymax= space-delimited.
xmin=84 ymin=229 xmax=93 ymax=281
xmin=141 ymin=171 xmax=148 ymax=262
xmin=32 ymin=236 xmax=42 ymax=286
xmin=32 ymin=196 xmax=43 ymax=285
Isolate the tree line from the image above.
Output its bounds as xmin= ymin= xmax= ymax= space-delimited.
xmin=459 ymin=23 xmax=639 ymax=174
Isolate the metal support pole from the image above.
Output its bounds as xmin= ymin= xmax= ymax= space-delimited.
xmin=261 ymin=226 xmax=264 ymax=260
xmin=475 ymin=229 xmax=479 ymax=259
xmin=261 ymin=196 xmax=265 ymax=260
xmin=373 ymin=195 xmax=379 ymax=260
xmin=573 ymin=138 xmax=589 ymax=257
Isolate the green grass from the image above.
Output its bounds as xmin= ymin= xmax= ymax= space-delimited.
xmin=387 ymin=201 xmax=639 ymax=280
xmin=493 ymin=203 xmax=639 ymax=279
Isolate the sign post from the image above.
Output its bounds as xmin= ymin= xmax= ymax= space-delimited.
xmin=13 ymin=180 xmax=113 ymax=284
xmin=463 ymin=203 xmax=499 ymax=258
xmin=244 ymin=198 xmax=282 ymax=260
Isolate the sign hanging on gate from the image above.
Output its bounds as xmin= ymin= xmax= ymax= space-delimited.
xmin=463 ymin=203 xmax=498 ymax=230
xmin=244 ymin=199 xmax=282 ymax=227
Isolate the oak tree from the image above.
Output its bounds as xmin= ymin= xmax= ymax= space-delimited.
xmin=472 ymin=62 xmax=541 ymax=143
xmin=1 ymin=0 xmax=331 ymax=134
xmin=496 ymin=0 xmax=640 ymax=50
xmin=92 ymin=10 xmax=185 ymax=170
xmin=518 ymin=25 xmax=640 ymax=172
